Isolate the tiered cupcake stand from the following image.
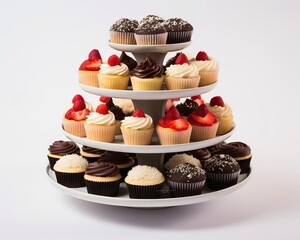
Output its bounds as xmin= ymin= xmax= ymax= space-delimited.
xmin=46 ymin=41 xmax=251 ymax=208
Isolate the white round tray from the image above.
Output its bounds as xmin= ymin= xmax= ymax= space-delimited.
xmin=46 ymin=165 xmax=251 ymax=208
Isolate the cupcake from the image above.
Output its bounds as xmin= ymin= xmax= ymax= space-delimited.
xmin=78 ymin=49 xmax=102 ymax=87
xmin=53 ymin=154 xmax=88 ymax=188
xmin=84 ymin=104 xmax=117 ymax=143
xmin=156 ymin=106 xmax=192 ymax=145
xmin=167 ymin=163 xmax=206 ymax=197
xmin=125 ymin=165 xmax=165 ymax=199
xmin=98 ymin=54 xmax=130 ymax=90
xmin=161 ymin=18 xmax=193 ymax=44
xmin=119 ymin=51 xmax=138 ymax=72
xmin=176 ymin=98 xmax=199 ymax=117
xmin=111 ymin=98 xmax=134 ymax=116
xmin=190 ymin=95 xmax=205 ymax=106
xmin=84 ymin=162 xmax=122 ymax=196
xmin=206 ymin=96 xmax=234 ymax=135
xmin=110 ymin=18 xmax=138 ymax=45
xmin=120 ymin=109 xmax=154 ymax=145
xmin=190 ymin=51 xmax=219 ymax=86
xmin=98 ymin=151 xmax=136 ymax=180
xmin=134 ymin=21 xmax=167 ymax=45
xmin=80 ymin=145 xmax=105 ymax=163
xmin=165 ymin=53 xmax=200 ymax=90
xmin=185 ymin=148 xmax=212 ymax=168
xmin=47 ymin=140 xmax=80 ymax=170
xmin=187 ymin=104 xmax=219 ymax=141
xmin=164 ymin=52 xmax=181 ymax=70
xmin=164 ymin=153 xmax=201 ymax=171
xmin=66 ymin=94 xmax=94 ymax=112
xmin=164 ymin=97 xmax=180 ymax=113
xmin=130 ymin=56 xmax=164 ymax=90
xmin=62 ymin=97 xmax=91 ymax=137
xmin=209 ymin=141 xmax=252 ymax=174
xmin=205 ymin=154 xmax=241 ymax=190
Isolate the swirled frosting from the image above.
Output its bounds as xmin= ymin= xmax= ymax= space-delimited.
xmin=131 ymin=56 xmax=164 ymax=78
xmin=187 ymin=148 xmax=211 ymax=162
xmin=176 ymin=98 xmax=199 ymax=117
xmin=86 ymin=111 xmax=116 ymax=126
xmin=209 ymin=142 xmax=251 ymax=158
xmin=99 ymin=63 xmax=129 ymax=76
xmin=85 ymin=161 xmax=119 ymax=177
xmin=81 ymin=145 xmax=105 ymax=155
xmin=106 ymin=98 xmax=125 ymax=121
xmin=190 ymin=57 xmax=219 ymax=71
xmin=121 ymin=114 xmax=153 ymax=130
xmin=165 ymin=63 xmax=199 ymax=78
xmin=98 ymin=151 xmax=133 ymax=165
xmin=120 ymin=52 xmax=137 ymax=71
xmin=206 ymin=103 xmax=233 ymax=118
xmin=48 ymin=140 xmax=80 ymax=156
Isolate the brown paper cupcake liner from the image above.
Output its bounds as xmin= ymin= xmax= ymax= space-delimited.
xmin=126 ymin=183 xmax=164 ymax=199
xmin=190 ymin=122 xmax=219 ymax=141
xmin=134 ymin=32 xmax=168 ymax=45
xmin=165 ymin=76 xmax=200 ymax=90
xmin=62 ymin=119 xmax=86 ymax=137
xmin=78 ymin=70 xmax=99 ymax=87
xmin=198 ymin=70 xmax=218 ymax=87
xmin=167 ymin=179 xmax=205 ymax=197
xmin=110 ymin=31 xmax=136 ymax=45
xmin=47 ymin=155 xmax=60 ymax=170
xmin=166 ymin=30 xmax=193 ymax=44
xmin=84 ymin=123 xmax=117 ymax=143
xmin=54 ymin=171 xmax=86 ymax=188
xmin=236 ymin=157 xmax=252 ymax=174
xmin=98 ymin=74 xmax=130 ymax=90
xmin=205 ymin=170 xmax=240 ymax=190
xmin=84 ymin=179 xmax=120 ymax=196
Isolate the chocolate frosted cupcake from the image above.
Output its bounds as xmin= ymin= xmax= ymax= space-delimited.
xmin=209 ymin=141 xmax=252 ymax=174
xmin=161 ymin=18 xmax=193 ymax=44
xmin=47 ymin=140 xmax=80 ymax=170
xmin=84 ymin=162 xmax=121 ymax=196
xmin=105 ymin=98 xmax=126 ymax=134
xmin=120 ymin=52 xmax=138 ymax=72
xmin=110 ymin=18 xmax=138 ymax=45
xmin=139 ymin=15 xmax=165 ymax=25
xmin=205 ymin=154 xmax=241 ymax=190
xmin=98 ymin=151 xmax=135 ymax=181
xmin=80 ymin=145 xmax=105 ymax=163
xmin=186 ymin=148 xmax=212 ymax=168
xmin=167 ymin=163 xmax=206 ymax=197
xmin=176 ymin=98 xmax=199 ymax=117
xmin=135 ymin=21 xmax=167 ymax=45
xmin=130 ymin=56 xmax=164 ymax=90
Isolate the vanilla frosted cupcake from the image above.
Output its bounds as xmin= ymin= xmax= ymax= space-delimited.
xmin=98 ymin=54 xmax=130 ymax=90
xmin=84 ymin=104 xmax=117 ymax=143
xmin=164 ymin=153 xmax=201 ymax=171
xmin=121 ymin=109 xmax=154 ymax=145
xmin=53 ymin=154 xmax=88 ymax=188
xmin=190 ymin=51 xmax=219 ymax=86
xmin=165 ymin=53 xmax=200 ymax=90
xmin=125 ymin=165 xmax=165 ymax=199
xmin=206 ymin=96 xmax=233 ymax=135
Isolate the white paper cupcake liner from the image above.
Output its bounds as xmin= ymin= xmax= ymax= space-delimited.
xmin=121 ymin=127 xmax=154 ymax=145
xmin=198 ymin=70 xmax=218 ymax=86
xmin=165 ymin=76 xmax=200 ymax=90
xmin=134 ymin=32 xmax=168 ymax=45
xmin=130 ymin=76 xmax=163 ymax=90
xmin=78 ymin=70 xmax=99 ymax=87
xmin=190 ymin=122 xmax=219 ymax=141
xmin=98 ymin=74 xmax=129 ymax=90
xmin=84 ymin=123 xmax=117 ymax=143
xmin=156 ymin=126 xmax=192 ymax=145
xmin=62 ymin=118 xmax=86 ymax=137
xmin=110 ymin=31 xmax=136 ymax=45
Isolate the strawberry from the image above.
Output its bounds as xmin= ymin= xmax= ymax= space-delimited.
xmin=79 ymin=59 xmax=101 ymax=71
xmin=167 ymin=118 xmax=189 ymax=131
xmin=96 ymin=104 xmax=109 ymax=115
xmin=210 ymin=96 xmax=225 ymax=107
xmin=197 ymin=104 xmax=209 ymax=117
xmin=191 ymin=95 xmax=201 ymax=101
xmin=72 ymin=94 xmax=84 ymax=103
xmin=196 ymin=51 xmax=209 ymax=61
xmin=132 ymin=109 xmax=145 ymax=118
xmin=165 ymin=106 xmax=181 ymax=120
xmin=175 ymin=53 xmax=189 ymax=65
xmin=158 ymin=118 xmax=168 ymax=128
xmin=108 ymin=54 xmax=120 ymax=66
xmin=88 ymin=49 xmax=102 ymax=61
xmin=65 ymin=108 xmax=74 ymax=120
xmin=71 ymin=109 xmax=90 ymax=121
xmin=99 ymin=96 xmax=110 ymax=103
xmin=190 ymin=112 xmax=217 ymax=126
xmin=73 ymin=100 xmax=86 ymax=112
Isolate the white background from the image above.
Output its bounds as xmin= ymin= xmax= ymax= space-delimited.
xmin=1 ymin=0 xmax=300 ymax=239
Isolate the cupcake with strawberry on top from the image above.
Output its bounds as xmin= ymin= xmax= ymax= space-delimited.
xmin=63 ymin=95 xmax=91 ymax=137
xmin=187 ymin=104 xmax=219 ymax=141
xmin=165 ymin=53 xmax=200 ymax=90
xmin=190 ymin=95 xmax=205 ymax=105
xmin=98 ymin=54 xmax=130 ymax=90
xmin=156 ymin=106 xmax=192 ymax=145
xmin=78 ymin=49 xmax=102 ymax=87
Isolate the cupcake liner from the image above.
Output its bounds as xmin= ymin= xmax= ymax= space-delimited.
xmin=165 ymin=76 xmax=200 ymax=90
xmin=130 ymin=76 xmax=163 ymax=90
xmin=198 ymin=70 xmax=218 ymax=86
xmin=190 ymin=122 xmax=219 ymax=141
xmin=134 ymin=32 xmax=168 ymax=45
xmin=54 ymin=171 xmax=85 ymax=188
xmin=47 ymin=155 xmax=60 ymax=170
xmin=205 ymin=170 xmax=241 ymax=190
xmin=236 ymin=157 xmax=252 ymax=174
xmin=62 ymin=118 xmax=86 ymax=137
xmin=156 ymin=126 xmax=192 ymax=145
xmin=217 ymin=115 xmax=234 ymax=135
xmin=167 ymin=179 xmax=205 ymax=197
xmin=78 ymin=70 xmax=99 ymax=87
xmin=126 ymin=182 xmax=164 ymax=199
xmin=121 ymin=127 xmax=154 ymax=145
xmin=110 ymin=31 xmax=136 ymax=45
xmin=84 ymin=123 xmax=117 ymax=143
xmin=85 ymin=179 xmax=120 ymax=196
xmin=166 ymin=30 xmax=193 ymax=44
xmin=98 ymin=74 xmax=129 ymax=90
